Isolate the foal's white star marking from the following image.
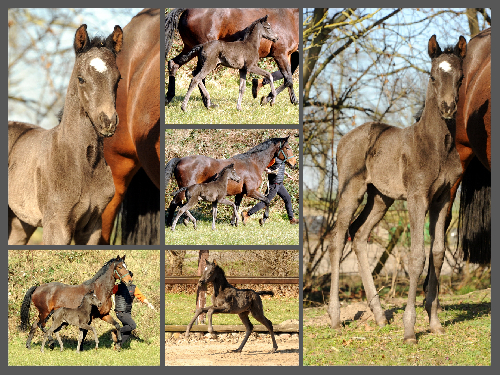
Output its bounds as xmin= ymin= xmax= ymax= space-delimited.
xmin=439 ymin=61 xmax=452 ymax=72
xmin=90 ymin=58 xmax=107 ymax=73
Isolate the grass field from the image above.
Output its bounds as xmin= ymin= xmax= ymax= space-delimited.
xmin=165 ymin=210 xmax=299 ymax=245
xmin=303 ymin=289 xmax=491 ymax=366
xmin=165 ymin=70 xmax=299 ymax=125
xmin=8 ymin=250 xmax=160 ymax=366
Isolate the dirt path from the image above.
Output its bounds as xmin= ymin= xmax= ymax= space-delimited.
xmin=165 ymin=334 xmax=299 ymax=366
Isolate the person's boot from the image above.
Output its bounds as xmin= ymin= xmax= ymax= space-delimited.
xmin=241 ymin=211 xmax=250 ymax=225
xmin=290 ymin=218 xmax=299 ymax=225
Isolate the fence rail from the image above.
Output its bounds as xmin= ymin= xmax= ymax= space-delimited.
xmin=165 ymin=276 xmax=299 ymax=284
xmin=165 ymin=324 xmax=299 ymax=333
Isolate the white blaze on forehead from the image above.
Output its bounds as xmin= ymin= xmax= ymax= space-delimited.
xmin=439 ymin=61 xmax=452 ymax=72
xmin=90 ymin=57 xmax=107 ymax=73
xmin=204 ymin=266 xmax=207 ymax=271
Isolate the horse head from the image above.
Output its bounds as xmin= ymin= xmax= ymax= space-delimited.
xmin=225 ymin=163 xmax=241 ymax=183
xmin=276 ymin=136 xmax=297 ymax=169
xmin=428 ymin=34 xmax=467 ymax=120
xmin=72 ymin=24 xmax=123 ymax=137
xmin=86 ymin=289 xmax=102 ymax=308
xmin=112 ymin=255 xmax=133 ymax=286
xmin=198 ymin=260 xmax=219 ymax=287
xmin=259 ymin=15 xmax=279 ymax=43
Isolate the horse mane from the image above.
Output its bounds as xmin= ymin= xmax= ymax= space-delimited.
xmin=83 ymin=257 xmax=119 ymax=285
xmin=232 ymin=138 xmax=285 ymax=160
xmin=214 ymin=164 xmax=235 ymax=180
xmin=76 ymin=35 xmax=118 ymax=57
xmin=242 ymin=17 xmax=263 ymax=41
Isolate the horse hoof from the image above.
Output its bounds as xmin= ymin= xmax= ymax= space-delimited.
xmin=270 ymin=347 xmax=278 ymax=353
xmin=430 ymin=326 xmax=445 ymax=334
xmin=231 ymin=348 xmax=242 ymax=353
xmin=260 ymin=96 xmax=268 ymax=106
xmin=403 ymin=337 xmax=417 ymax=345
xmin=181 ymin=104 xmax=187 ymax=112
xmin=209 ymin=103 xmax=218 ymax=109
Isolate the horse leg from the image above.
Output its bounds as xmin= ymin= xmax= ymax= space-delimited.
xmin=261 ymin=53 xmax=296 ymax=106
xmin=79 ymin=329 xmax=88 ymax=351
xmin=328 ymin=178 xmax=367 ymax=329
xmin=197 ymin=78 xmax=217 ymax=109
xmin=55 ymin=331 xmax=64 ymax=352
xmin=218 ymin=198 xmax=239 ymax=227
xmin=81 ymin=324 xmax=99 ymax=350
xmin=40 ymin=324 xmax=56 ymax=353
xmin=250 ymin=304 xmax=278 ymax=353
xmin=403 ymin=194 xmax=429 ymax=344
xmin=8 ymin=207 xmax=36 ymax=245
xmin=211 ymin=202 xmax=218 ymax=230
xmin=247 ymin=65 xmax=276 ymax=106
xmin=101 ymin=314 xmax=123 ymax=350
xmin=183 ymin=210 xmax=197 ymax=229
xmin=26 ymin=318 xmax=40 ymax=349
xmin=237 ymin=69 xmax=247 ymax=111
xmin=231 ymin=194 xmax=244 ymax=226
xmin=185 ymin=307 xmax=211 ymax=337
xmin=166 ymin=44 xmax=197 ymax=104
xmin=76 ymin=330 xmax=84 ymax=353
xmin=350 ymin=186 xmax=392 ymax=327
xmin=171 ymin=200 xmax=195 ymax=231
xmin=233 ymin=312 xmax=253 ymax=353
xmin=425 ymin=193 xmax=450 ymax=335
xmin=42 ymin=216 xmax=73 ymax=245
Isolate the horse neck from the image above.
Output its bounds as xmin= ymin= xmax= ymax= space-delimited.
xmin=253 ymin=142 xmax=280 ymax=169
xmin=79 ymin=296 xmax=94 ymax=315
xmin=95 ymin=265 xmax=117 ymax=300
xmin=56 ymin=69 xmax=102 ymax=147
xmin=212 ymin=269 xmax=231 ymax=297
xmin=244 ymin=24 xmax=262 ymax=50
xmin=218 ymin=169 xmax=232 ymax=188
xmin=416 ymin=82 xmax=456 ymax=141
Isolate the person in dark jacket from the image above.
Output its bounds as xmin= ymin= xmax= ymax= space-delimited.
xmin=110 ymin=277 xmax=154 ymax=349
xmin=241 ymin=155 xmax=298 ymax=225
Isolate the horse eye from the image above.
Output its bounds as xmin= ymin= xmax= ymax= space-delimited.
xmin=78 ymin=77 xmax=85 ymax=84
xmin=430 ymin=76 xmax=436 ymax=82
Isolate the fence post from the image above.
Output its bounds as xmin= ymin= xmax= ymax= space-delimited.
xmin=196 ymin=250 xmax=209 ymax=324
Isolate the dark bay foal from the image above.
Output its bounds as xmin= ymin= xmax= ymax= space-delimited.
xmin=41 ymin=290 xmax=102 ymax=353
xmin=329 ymin=35 xmax=467 ymax=344
xmin=8 ymin=24 xmax=123 ymax=245
xmin=185 ymin=260 xmax=278 ymax=353
xmin=171 ymin=163 xmax=241 ymax=230
xmin=179 ymin=15 xmax=278 ymax=111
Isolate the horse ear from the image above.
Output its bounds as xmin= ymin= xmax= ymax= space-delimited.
xmin=122 ymin=254 xmax=126 ymax=261
xmin=454 ymin=35 xmax=467 ymax=59
xmin=262 ymin=15 xmax=269 ymax=23
xmin=106 ymin=25 xmax=123 ymax=54
xmin=74 ymin=24 xmax=90 ymax=54
xmin=213 ymin=260 xmax=217 ymax=266
xmin=428 ymin=35 xmax=441 ymax=59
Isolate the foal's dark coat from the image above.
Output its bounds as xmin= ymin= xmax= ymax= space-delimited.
xmin=179 ymin=15 xmax=278 ymax=111
xmin=8 ymin=25 xmax=123 ymax=245
xmin=170 ymin=164 xmax=241 ymax=230
xmin=328 ymin=35 xmax=467 ymax=344
xmin=40 ymin=291 xmax=102 ymax=353
xmin=185 ymin=260 xmax=278 ymax=353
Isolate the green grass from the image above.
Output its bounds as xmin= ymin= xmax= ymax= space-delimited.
xmin=303 ymin=290 xmax=491 ymax=366
xmin=8 ymin=250 xmax=160 ymax=366
xmin=165 ymin=292 xmax=299 ymax=326
xmin=165 ymin=211 xmax=299 ymax=245
xmin=165 ymin=70 xmax=299 ymax=124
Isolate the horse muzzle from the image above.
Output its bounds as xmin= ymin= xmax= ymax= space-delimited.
xmin=95 ymin=112 xmax=119 ymax=137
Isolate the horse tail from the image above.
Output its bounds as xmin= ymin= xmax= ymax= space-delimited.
xmin=165 ymin=8 xmax=186 ymax=58
xmin=257 ymin=291 xmax=275 ymax=297
xmin=20 ymin=285 xmax=38 ymax=331
xmin=177 ymin=45 xmax=204 ymax=68
xmin=458 ymin=156 xmax=491 ymax=264
xmin=171 ymin=186 xmax=188 ymax=197
xmin=118 ymin=168 xmax=160 ymax=245
xmin=43 ymin=309 xmax=56 ymax=325
xmin=165 ymin=157 xmax=181 ymax=187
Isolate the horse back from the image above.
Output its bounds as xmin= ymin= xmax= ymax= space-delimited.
xmin=31 ymin=283 xmax=91 ymax=315
xmin=179 ymin=8 xmax=298 ymax=57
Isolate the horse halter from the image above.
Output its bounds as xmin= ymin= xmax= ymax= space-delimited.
xmin=113 ymin=263 xmax=132 ymax=282
xmin=276 ymin=141 xmax=294 ymax=162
